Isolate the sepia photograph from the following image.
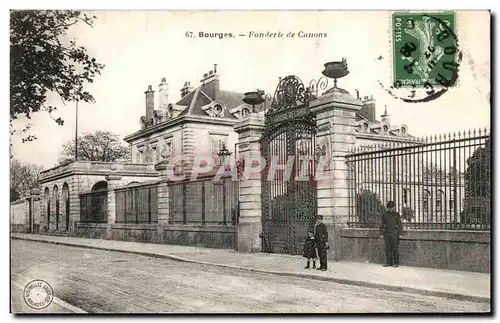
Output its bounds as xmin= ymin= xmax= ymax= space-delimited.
xmin=9 ymin=8 xmax=491 ymax=314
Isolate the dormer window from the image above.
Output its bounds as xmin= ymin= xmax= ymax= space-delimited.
xmin=241 ymin=107 xmax=251 ymax=117
xmin=214 ymin=104 xmax=224 ymax=116
xmin=168 ymin=104 xmax=174 ymax=118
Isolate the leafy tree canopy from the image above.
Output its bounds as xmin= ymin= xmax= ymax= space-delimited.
xmin=10 ymin=10 xmax=104 ymax=142
xmin=58 ymin=130 xmax=130 ymax=164
xmin=10 ymin=158 xmax=44 ymax=201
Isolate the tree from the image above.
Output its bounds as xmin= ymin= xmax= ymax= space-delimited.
xmin=356 ymin=190 xmax=385 ymax=228
xmin=461 ymin=139 xmax=491 ymax=226
xmin=59 ymin=130 xmax=130 ymax=164
xmin=10 ymin=159 xmax=44 ymax=201
xmin=10 ymin=10 xmax=104 ymax=142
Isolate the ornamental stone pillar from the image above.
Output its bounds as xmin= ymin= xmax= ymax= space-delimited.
xmin=233 ymin=114 xmax=265 ymax=252
xmin=310 ymin=87 xmax=362 ymax=260
xmin=155 ymin=159 xmax=171 ymax=225
xmin=105 ymin=174 xmax=122 ymax=227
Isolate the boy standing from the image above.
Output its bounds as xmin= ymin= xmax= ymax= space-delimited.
xmin=379 ymin=201 xmax=403 ymax=267
xmin=302 ymin=231 xmax=317 ymax=269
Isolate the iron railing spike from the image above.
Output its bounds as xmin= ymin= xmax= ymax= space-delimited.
xmin=473 ymin=128 xmax=477 ymax=136
xmin=478 ymin=128 xmax=482 ymax=135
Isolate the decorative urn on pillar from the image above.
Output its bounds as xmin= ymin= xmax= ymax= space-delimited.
xmin=243 ymin=91 xmax=265 ymax=114
xmin=322 ymin=58 xmax=350 ymax=89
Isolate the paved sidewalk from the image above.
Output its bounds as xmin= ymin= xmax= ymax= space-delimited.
xmin=11 ymin=233 xmax=490 ymax=303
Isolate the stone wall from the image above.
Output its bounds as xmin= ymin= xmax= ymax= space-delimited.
xmin=10 ymin=197 xmax=42 ymax=233
xmin=10 ymin=199 xmax=29 ymax=232
xmin=75 ymin=223 xmax=236 ymax=249
xmin=338 ymin=228 xmax=490 ymax=273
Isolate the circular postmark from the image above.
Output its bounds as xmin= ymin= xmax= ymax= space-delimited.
xmin=381 ymin=12 xmax=463 ymax=103
xmin=23 ymin=279 xmax=54 ymax=310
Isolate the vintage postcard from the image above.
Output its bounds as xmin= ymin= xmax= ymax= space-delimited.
xmin=9 ymin=10 xmax=491 ymax=314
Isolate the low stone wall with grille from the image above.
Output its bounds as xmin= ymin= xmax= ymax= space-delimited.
xmin=338 ymin=228 xmax=490 ymax=273
xmin=75 ymin=223 xmax=236 ymax=249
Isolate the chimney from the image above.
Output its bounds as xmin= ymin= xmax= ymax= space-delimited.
xmin=145 ymin=85 xmax=155 ymax=120
xmin=359 ymin=95 xmax=376 ymax=123
xmin=158 ymin=77 xmax=169 ymax=116
xmin=381 ymin=105 xmax=390 ymax=124
xmin=200 ymin=64 xmax=220 ymax=100
xmin=180 ymin=81 xmax=193 ymax=98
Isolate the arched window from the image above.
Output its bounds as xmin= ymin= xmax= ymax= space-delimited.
xmin=53 ymin=185 xmax=59 ymax=230
xmin=91 ymin=181 xmax=108 ymax=192
xmin=62 ymin=183 xmax=70 ymax=231
xmin=44 ymin=187 xmax=50 ymax=226
xmin=436 ymin=189 xmax=445 ymax=212
xmin=422 ymin=189 xmax=431 ymax=214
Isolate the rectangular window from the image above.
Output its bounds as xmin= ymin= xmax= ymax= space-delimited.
xmin=137 ymin=149 xmax=144 ymax=164
xmin=164 ymin=137 xmax=174 ymax=158
xmin=436 ymin=198 xmax=442 ymax=211
xmin=210 ymin=134 xmax=228 ymax=156
xmin=151 ymin=146 xmax=158 ymax=163
xmin=402 ymin=188 xmax=410 ymax=204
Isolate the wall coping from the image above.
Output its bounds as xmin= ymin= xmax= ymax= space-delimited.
xmin=76 ymin=222 xmax=108 ymax=229
xmin=76 ymin=222 xmax=236 ymax=233
xmin=164 ymin=224 xmax=236 ymax=233
xmin=40 ymin=161 xmax=158 ymax=183
xmin=10 ymin=199 xmax=26 ymax=205
xmin=341 ymin=228 xmax=490 ymax=244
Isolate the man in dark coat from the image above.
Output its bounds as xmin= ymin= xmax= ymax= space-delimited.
xmin=379 ymin=201 xmax=404 ymax=267
xmin=314 ymin=215 xmax=329 ymax=271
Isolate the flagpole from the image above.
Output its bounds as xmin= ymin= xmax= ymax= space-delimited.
xmin=75 ymin=98 xmax=79 ymax=160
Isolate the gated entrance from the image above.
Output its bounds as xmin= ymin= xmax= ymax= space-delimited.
xmin=260 ymin=75 xmax=318 ymax=254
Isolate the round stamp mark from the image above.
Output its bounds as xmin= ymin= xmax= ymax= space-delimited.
xmin=23 ymin=279 xmax=54 ymax=310
xmin=382 ymin=12 xmax=463 ymax=103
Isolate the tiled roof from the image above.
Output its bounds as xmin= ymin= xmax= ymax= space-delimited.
xmin=174 ymin=80 xmax=242 ymax=119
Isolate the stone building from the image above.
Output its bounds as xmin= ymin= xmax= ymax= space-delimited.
xmin=36 ymin=65 xmax=251 ymax=239
xmin=124 ymin=64 xmax=251 ymax=171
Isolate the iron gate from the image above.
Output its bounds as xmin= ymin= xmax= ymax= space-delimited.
xmin=261 ymin=75 xmax=318 ymax=254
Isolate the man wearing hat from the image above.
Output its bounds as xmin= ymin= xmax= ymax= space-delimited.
xmin=314 ymin=215 xmax=329 ymax=271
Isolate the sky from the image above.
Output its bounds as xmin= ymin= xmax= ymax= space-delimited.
xmin=10 ymin=10 xmax=491 ymax=168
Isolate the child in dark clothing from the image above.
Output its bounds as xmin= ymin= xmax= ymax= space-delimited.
xmin=302 ymin=231 xmax=318 ymax=269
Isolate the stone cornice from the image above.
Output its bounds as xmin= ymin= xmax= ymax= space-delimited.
xmin=310 ymin=89 xmax=363 ymax=114
xmin=234 ymin=114 xmax=265 ymax=133
xmin=40 ymin=161 xmax=159 ymax=184
xmin=124 ymin=115 xmax=237 ymax=142
xmin=40 ymin=170 xmax=159 ymax=184
xmin=355 ymin=133 xmax=418 ymax=142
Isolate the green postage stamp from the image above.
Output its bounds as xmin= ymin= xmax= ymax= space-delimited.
xmin=392 ymin=12 xmax=458 ymax=88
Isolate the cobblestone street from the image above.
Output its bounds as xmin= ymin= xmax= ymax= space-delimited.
xmin=11 ymin=240 xmax=490 ymax=313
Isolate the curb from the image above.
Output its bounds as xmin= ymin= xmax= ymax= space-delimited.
xmin=12 ymin=236 xmax=490 ymax=304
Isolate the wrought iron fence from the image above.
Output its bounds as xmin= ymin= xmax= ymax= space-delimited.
xmin=80 ymin=191 xmax=108 ymax=223
xmin=169 ymin=175 xmax=239 ymax=225
xmin=115 ymin=184 xmax=158 ymax=224
xmin=346 ymin=128 xmax=490 ymax=231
